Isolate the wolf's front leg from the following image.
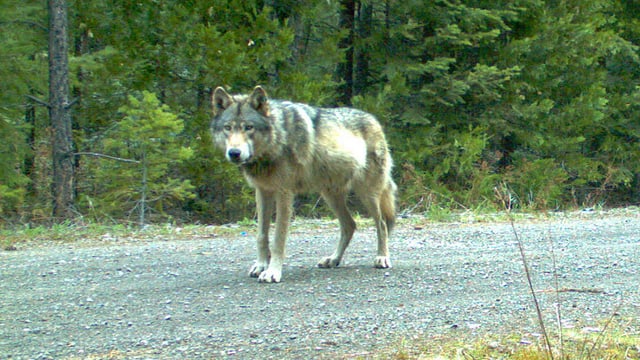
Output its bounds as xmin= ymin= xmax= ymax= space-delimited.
xmin=258 ymin=190 xmax=293 ymax=283
xmin=249 ymin=258 xmax=269 ymax=278
xmin=250 ymin=188 xmax=274 ymax=278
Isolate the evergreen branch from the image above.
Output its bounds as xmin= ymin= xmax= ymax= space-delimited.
xmin=74 ymin=152 xmax=140 ymax=164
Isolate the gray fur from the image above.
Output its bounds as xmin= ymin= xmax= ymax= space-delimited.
xmin=211 ymin=86 xmax=396 ymax=283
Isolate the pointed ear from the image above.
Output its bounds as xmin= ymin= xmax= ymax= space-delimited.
xmin=212 ymin=87 xmax=233 ymax=116
xmin=249 ymin=85 xmax=269 ymax=116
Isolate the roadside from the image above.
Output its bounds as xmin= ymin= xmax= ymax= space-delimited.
xmin=1 ymin=209 xmax=639 ymax=359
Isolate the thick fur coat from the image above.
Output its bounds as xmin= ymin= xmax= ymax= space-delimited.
xmin=211 ymin=86 xmax=396 ymax=283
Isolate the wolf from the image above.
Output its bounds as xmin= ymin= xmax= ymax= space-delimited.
xmin=210 ymin=86 xmax=397 ymax=283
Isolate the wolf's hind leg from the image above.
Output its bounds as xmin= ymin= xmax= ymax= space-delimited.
xmin=358 ymin=189 xmax=393 ymax=269
xmin=318 ymin=191 xmax=356 ymax=268
xmin=250 ymin=188 xmax=274 ymax=278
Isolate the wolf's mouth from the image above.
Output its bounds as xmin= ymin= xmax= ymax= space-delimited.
xmin=230 ymin=157 xmax=251 ymax=165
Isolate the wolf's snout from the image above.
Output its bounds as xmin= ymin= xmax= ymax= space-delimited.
xmin=227 ymin=148 xmax=243 ymax=162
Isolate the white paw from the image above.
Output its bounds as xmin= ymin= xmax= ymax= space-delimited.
xmin=258 ymin=267 xmax=282 ymax=283
xmin=249 ymin=261 xmax=268 ymax=278
xmin=317 ymin=256 xmax=340 ymax=268
xmin=374 ymin=256 xmax=392 ymax=269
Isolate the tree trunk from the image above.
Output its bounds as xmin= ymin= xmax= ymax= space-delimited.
xmin=48 ymin=0 xmax=75 ymax=219
xmin=289 ymin=10 xmax=309 ymax=62
xmin=335 ymin=0 xmax=355 ymax=106
xmin=139 ymin=156 xmax=148 ymax=227
xmin=73 ymin=20 xmax=90 ymax=203
xmin=24 ymin=92 xmax=36 ymax=194
xmin=354 ymin=1 xmax=372 ymax=96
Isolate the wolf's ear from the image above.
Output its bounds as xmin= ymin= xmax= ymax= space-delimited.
xmin=212 ymin=87 xmax=233 ymax=115
xmin=249 ymin=85 xmax=269 ymax=116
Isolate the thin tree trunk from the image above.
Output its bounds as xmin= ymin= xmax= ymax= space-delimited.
xmin=336 ymin=0 xmax=355 ymax=106
xmin=72 ymin=20 xmax=90 ymax=202
xmin=289 ymin=10 xmax=308 ymax=62
xmin=24 ymin=91 xmax=36 ymax=194
xmin=49 ymin=0 xmax=75 ymax=219
xmin=139 ymin=157 xmax=147 ymax=227
xmin=354 ymin=1 xmax=372 ymax=96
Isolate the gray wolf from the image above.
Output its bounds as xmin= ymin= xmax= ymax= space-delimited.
xmin=210 ymin=86 xmax=396 ymax=283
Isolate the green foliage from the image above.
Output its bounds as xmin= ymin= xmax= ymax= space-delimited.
xmin=0 ymin=116 xmax=29 ymax=217
xmin=1 ymin=0 xmax=640 ymax=223
xmin=503 ymin=158 xmax=570 ymax=210
xmin=0 ymin=1 xmax=46 ymax=220
xmin=499 ymin=0 xmax=640 ymax=208
xmin=180 ymin=144 xmax=255 ymax=223
xmin=86 ymin=91 xmax=194 ymax=224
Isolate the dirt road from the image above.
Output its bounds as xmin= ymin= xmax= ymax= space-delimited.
xmin=1 ymin=210 xmax=639 ymax=359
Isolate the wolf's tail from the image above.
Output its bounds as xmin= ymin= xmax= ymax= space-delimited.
xmin=380 ymin=178 xmax=397 ymax=233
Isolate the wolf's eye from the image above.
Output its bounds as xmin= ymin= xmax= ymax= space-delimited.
xmin=223 ymin=125 xmax=232 ymax=131
xmin=244 ymin=125 xmax=254 ymax=131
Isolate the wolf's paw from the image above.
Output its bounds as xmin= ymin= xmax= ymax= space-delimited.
xmin=374 ymin=256 xmax=392 ymax=269
xmin=317 ymin=256 xmax=340 ymax=268
xmin=249 ymin=261 xmax=268 ymax=278
xmin=257 ymin=267 xmax=282 ymax=283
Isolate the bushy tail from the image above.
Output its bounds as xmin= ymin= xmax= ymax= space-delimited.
xmin=380 ymin=178 xmax=397 ymax=233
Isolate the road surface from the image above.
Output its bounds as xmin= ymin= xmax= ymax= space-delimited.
xmin=1 ymin=210 xmax=639 ymax=359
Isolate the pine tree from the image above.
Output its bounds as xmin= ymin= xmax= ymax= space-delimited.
xmin=89 ymin=91 xmax=194 ymax=225
xmin=350 ymin=0 xmax=524 ymax=210
xmin=501 ymin=0 xmax=640 ymax=207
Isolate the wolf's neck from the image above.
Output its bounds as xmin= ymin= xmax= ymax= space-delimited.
xmin=242 ymin=157 xmax=277 ymax=178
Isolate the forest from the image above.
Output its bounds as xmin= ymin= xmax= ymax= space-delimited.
xmin=1 ymin=0 xmax=639 ymax=225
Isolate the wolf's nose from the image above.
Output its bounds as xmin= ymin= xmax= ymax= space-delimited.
xmin=227 ymin=148 xmax=242 ymax=161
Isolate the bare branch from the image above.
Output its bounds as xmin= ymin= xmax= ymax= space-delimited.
xmin=537 ymin=288 xmax=605 ymax=294
xmin=26 ymin=95 xmax=50 ymax=108
xmin=75 ymin=152 xmax=140 ymax=164
xmin=66 ymin=97 xmax=80 ymax=109
xmin=508 ymin=218 xmax=554 ymax=360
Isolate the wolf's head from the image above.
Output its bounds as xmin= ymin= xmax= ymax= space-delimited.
xmin=210 ymin=86 xmax=271 ymax=165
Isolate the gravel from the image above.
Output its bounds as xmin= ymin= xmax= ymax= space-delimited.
xmin=1 ymin=210 xmax=639 ymax=359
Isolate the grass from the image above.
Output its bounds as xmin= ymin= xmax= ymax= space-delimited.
xmin=0 ymin=220 xmax=254 ymax=250
xmin=383 ymin=319 xmax=639 ymax=359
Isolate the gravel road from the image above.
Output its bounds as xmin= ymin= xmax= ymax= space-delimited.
xmin=1 ymin=210 xmax=639 ymax=359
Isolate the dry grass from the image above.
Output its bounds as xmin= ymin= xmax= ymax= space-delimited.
xmin=382 ymin=319 xmax=639 ymax=359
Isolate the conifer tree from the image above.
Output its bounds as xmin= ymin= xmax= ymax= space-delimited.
xmin=91 ymin=91 xmax=194 ymax=225
xmin=501 ymin=0 xmax=640 ymax=207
